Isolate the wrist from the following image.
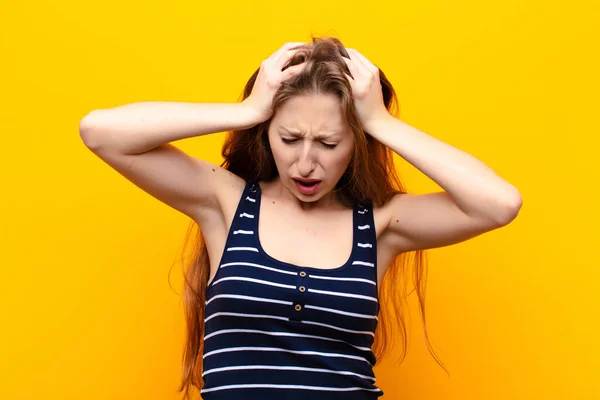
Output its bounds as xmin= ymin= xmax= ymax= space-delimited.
xmin=237 ymin=101 xmax=267 ymax=129
xmin=363 ymin=111 xmax=395 ymax=135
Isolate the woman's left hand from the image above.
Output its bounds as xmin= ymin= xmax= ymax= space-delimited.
xmin=342 ymin=48 xmax=391 ymax=132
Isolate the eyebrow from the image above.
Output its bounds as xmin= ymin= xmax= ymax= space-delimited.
xmin=279 ymin=127 xmax=341 ymax=141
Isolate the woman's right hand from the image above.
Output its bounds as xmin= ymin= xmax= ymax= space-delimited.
xmin=242 ymin=42 xmax=307 ymax=124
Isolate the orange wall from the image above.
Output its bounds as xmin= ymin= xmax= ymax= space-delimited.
xmin=1 ymin=1 xmax=598 ymax=399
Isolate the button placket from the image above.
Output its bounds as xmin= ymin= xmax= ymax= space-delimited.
xmin=289 ymin=270 xmax=308 ymax=321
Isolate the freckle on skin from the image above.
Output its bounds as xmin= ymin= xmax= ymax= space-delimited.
xmin=396 ymin=220 xmax=399 ymax=223
xmin=212 ymin=168 xmax=215 ymax=172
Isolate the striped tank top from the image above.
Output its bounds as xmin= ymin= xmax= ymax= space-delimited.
xmin=201 ymin=179 xmax=383 ymax=399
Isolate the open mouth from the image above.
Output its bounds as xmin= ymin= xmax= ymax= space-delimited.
xmin=294 ymin=180 xmax=319 ymax=187
xmin=293 ymin=179 xmax=322 ymax=194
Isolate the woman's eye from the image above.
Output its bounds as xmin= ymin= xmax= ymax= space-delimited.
xmin=281 ymin=138 xmax=336 ymax=149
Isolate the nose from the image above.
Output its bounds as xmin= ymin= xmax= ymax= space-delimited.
xmin=297 ymin=143 xmax=316 ymax=177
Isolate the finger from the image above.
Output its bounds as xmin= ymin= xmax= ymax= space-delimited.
xmin=348 ymin=48 xmax=379 ymax=74
xmin=275 ymin=46 xmax=306 ymax=71
xmin=342 ymin=72 xmax=354 ymax=84
xmin=272 ymin=42 xmax=306 ymax=65
xmin=263 ymin=42 xmax=302 ymax=67
xmin=282 ymin=41 xmax=307 ymax=49
xmin=346 ymin=49 xmax=371 ymax=76
xmin=341 ymin=54 xmax=359 ymax=80
xmin=280 ymin=63 xmax=305 ymax=81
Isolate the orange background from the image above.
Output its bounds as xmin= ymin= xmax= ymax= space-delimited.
xmin=1 ymin=1 xmax=599 ymax=399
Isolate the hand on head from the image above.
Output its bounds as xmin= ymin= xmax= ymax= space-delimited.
xmin=341 ymin=48 xmax=389 ymax=132
xmin=242 ymin=40 xmax=390 ymax=132
xmin=243 ymin=42 xmax=308 ymax=123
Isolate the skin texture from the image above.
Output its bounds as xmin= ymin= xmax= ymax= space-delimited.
xmin=265 ymin=93 xmax=355 ymax=211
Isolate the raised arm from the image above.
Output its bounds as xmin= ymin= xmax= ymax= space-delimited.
xmin=79 ymin=42 xmax=308 ymax=223
xmin=78 ymin=101 xmax=258 ymax=221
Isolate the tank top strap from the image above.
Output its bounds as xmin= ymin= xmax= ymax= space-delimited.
xmin=241 ymin=179 xmax=260 ymax=213
xmin=351 ymin=200 xmax=378 ymax=270
xmin=351 ymin=200 xmax=379 ymax=314
xmin=224 ymin=179 xmax=261 ymax=251
xmin=239 ymin=179 xmax=261 ymax=220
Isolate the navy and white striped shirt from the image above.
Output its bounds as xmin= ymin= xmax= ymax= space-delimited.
xmin=201 ymin=179 xmax=383 ymax=399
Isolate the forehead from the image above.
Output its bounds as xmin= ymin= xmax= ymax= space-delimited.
xmin=272 ymin=93 xmax=350 ymax=135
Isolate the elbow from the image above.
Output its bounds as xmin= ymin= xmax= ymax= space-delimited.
xmin=493 ymin=188 xmax=523 ymax=227
xmin=79 ymin=110 xmax=105 ymax=150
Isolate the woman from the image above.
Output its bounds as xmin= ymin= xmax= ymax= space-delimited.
xmin=79 ymin=36 xmax=522 ymax=399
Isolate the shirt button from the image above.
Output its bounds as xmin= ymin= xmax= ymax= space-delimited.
xmin=299 ymin=271 xmax=307 ymax=277
xmin=299 ymin=286 xmax=306 ymax=292
xmin=294 ymin=304 xmax=302 ymax=311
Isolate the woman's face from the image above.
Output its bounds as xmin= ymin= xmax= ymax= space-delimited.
xmin=268 ymin=93 xmax=355 ymax=203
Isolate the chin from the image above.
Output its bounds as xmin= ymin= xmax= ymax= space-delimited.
xmin=295 ymin=193 xmax=323 ymax=202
